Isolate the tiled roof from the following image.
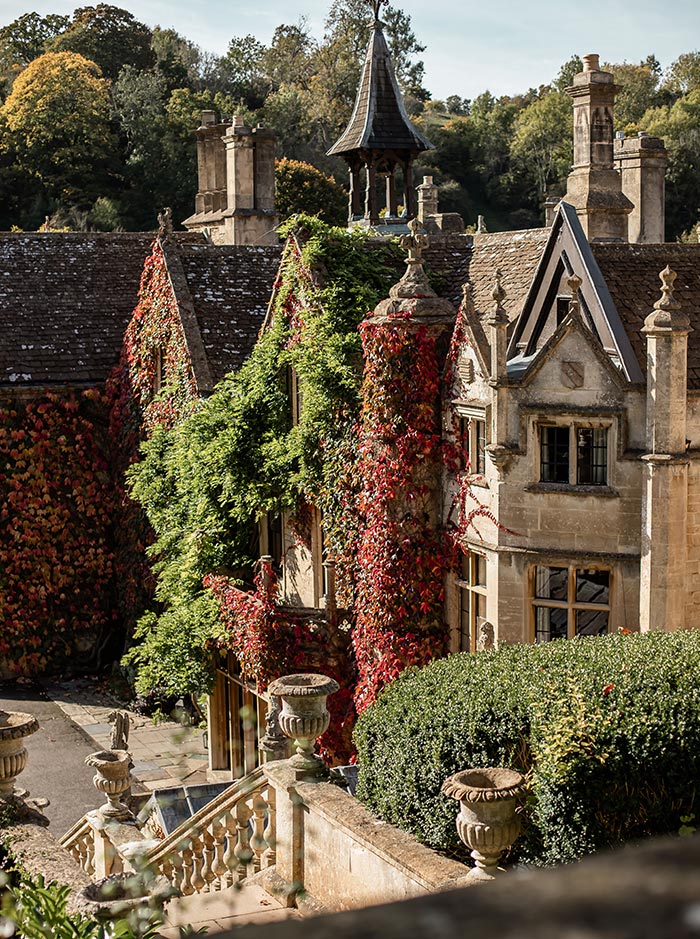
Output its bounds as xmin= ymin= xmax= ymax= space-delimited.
xmin=0 ymin=233 xmax=155 ymax=387
xmin=469 ymin=229 xmax=551 ymax=321
xmin=177 ymin=244 xmax=282 ymax=384
xmin=327 ymin=24 xmax=433 ymax=157
xmin=592 ymin=242 xmax=700 ymax=389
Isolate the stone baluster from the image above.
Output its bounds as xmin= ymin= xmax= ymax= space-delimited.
xmin=211 ymin=818 xmax=228 ymax=890
xmin=162 ymin=859 xmax=173 ymax=886
xmin=250 ymin=789 xmax=267 ymax=871
xmin=169 ymin=852 xmax=185 ymax=895
xmin=201 ymin=827 xmax=216 ymax=892
xmin=234 ymin=798 xmax=254 ymax=880
xmin=181 ymin=844 xmax=195 ymax=896
xmin=223 ymin=812 xmax=237 ymax=885
xmin=263 ymin=786 xmax=276 ymax=867
xmin=190 ymin=834 xmax=206 ymax=893
xmin=84 ymin=838 xmax=95 ymax=878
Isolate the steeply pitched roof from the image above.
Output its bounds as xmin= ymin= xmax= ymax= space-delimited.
xmin=327 ymin=23 xmax=433 ymax=158
xmin=469 ymin=229 xmax=550 ymax=320
xmin=0 ymin=233 xmax=155 ymax=388
xmin=176 ymin=244 xmax=282 ymax=385
xmin=592 ymin=242 xmax=700 ymax=389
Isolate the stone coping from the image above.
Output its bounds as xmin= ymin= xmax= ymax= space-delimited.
xmin=264 ymin=762 xmax=469 ymax=892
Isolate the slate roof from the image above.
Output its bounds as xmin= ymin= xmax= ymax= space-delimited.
xmin=592 ymin=242 xmax=700 ymax=389
xmin=327 ymin=23 xmax=433 ymax=158
xmin=177 ymin=244 xmax=282 ymax=385
xmin=0 ymin=233 xmax=155 ymax=387
xmin=469 ymin=229 xmax=551 ymax=321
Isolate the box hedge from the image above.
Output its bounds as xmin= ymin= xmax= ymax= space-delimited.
xmin=354 ymin=632 xmax=700 ymax=866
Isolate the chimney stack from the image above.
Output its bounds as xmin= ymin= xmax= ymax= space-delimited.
xmin=614 ymin=131 xmax=668 ymax=243
xmin=563 ymin=54 xmax=633 ymax=242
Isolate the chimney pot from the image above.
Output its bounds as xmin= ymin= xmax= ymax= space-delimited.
xmin=201 ymin=110 xmax=216 ymax=126
xmin=583 ymin=53 xmax=600 ymax=72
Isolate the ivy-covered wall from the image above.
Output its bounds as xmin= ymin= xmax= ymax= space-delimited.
xmin=0 ymin=390 xmax=119 ymax=676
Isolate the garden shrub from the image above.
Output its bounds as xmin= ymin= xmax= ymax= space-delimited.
xmin=354 ymin=631 xmax=700 ymax=866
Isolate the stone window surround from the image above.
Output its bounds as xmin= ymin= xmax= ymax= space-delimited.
xmin=532 ymin=413 xmax=615 ymax=492
xmin=528 ymin=562 xmax=613 ymax=642
xmin=454 ymin=403 xmax=490 ymax=487
xmin=456 ymin=548 xmax=487 ymax=652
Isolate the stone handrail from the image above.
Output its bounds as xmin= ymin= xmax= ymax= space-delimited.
xmin=144 ymin=765 xmax=275 ymax=895
xmin=60 ymin=816 xmax=97 ymax=878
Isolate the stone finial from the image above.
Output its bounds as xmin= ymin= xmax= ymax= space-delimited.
xmin=567 ymin=273 xmax=582 ymax=316
xmin=486 ymin=270 xmax=508 ymax=327
xmin=390 ymin=217 xmax=437 ymax=300
xmin=644 ymin=265 xmax=690 ymax=332
xmin=367 ymin=0 xmax=387 ymax=24
xmin=476 ymin=215 xmax=488 ymax=234
xmin=157 ymin=206 xmax=172 ymax=237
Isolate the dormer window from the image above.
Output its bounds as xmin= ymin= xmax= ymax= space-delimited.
xmin=539 ymin=423 xmax=608 ymax=487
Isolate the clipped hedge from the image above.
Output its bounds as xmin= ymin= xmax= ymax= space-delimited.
xmin=354 ymin=632 xmax=700 ymax=866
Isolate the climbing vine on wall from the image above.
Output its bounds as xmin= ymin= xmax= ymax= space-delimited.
xmin=0 ymin=391 xmax=118 ymax=674
xmin=126 ymin=218 xmax=403 ymax=705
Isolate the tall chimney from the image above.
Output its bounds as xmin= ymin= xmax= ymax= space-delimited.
xmin=222 ymin=117 xmax=280 ymax=245
xmin=563 ymin=54 xmax=633 ymax=242
xmin=614 ymin=131 xmax=668 ymax=243
xmin=183 ymin=111 xmax=231 ymax=241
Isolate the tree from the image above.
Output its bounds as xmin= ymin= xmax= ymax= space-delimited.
xmin=150 ymin=26 xmax=201 ymax=92
xmin=217 ymin=35 xmax=269 ymax=109
xmin=49 ymin=5 xmax=154 ymax=81
xmin=553 ymin=55 xmax=583 ymax=92
xmin=0 ymin=51 xmax=116 ymax=206
xmin=664 ymin=51 xmax=700 ymax=96
xmin=605 ymin=57 xmax=661 ymax=130
xmin=0 ymin=12 xmax=68 ymax=97
xmin=263 ymin=22 xmax=314 ymax=91
xmin=275 ymin=158 xmax=347 ymax=224
xmin=511 ymin=91 xmax=572 ymax=202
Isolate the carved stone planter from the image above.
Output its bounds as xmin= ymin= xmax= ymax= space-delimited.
xmin=442 ymin=767 xmax=526 ymax=882
xmin=0 ymin=710 xmax=39 ymax=799
xmin=78 ymin=872 xmax=174 ymax=923
xmin=85 ymin=750 xmax=133 ymax=821
xmin=267 ymin=673 xmax=339 ymax=779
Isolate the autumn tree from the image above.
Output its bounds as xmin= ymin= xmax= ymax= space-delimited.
xmin=275 ymin=158 xmax=347 ymax=224
xmin=0 ymin=51 xmax=116 ymax=206
xmin=49 ymin=4 xmax=154 ymax=80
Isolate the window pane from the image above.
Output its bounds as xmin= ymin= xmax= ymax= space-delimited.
xmin=459 ymin=417 xmax=469 ymax=470
xmin=540 ymin=426 xmax=570 ymax=483
xmin=577 ymin=427 xmax=608 ymax=485
xmin=475 ymin=553 xmax=487 ymax=586
xmin=460 ymin=552 xmax=470 ymax=583
xmin=534 ymin=566 xmax=568 ymax=601
xmin=535 ymin=606 xmax=568 ymax=642
xmin=575 ymin=608 xmax=609 ymax=636
xmin=576 ymin=569 xmax=610 ymax=604
xmin=475 ymin=419 xmax=486 ymax=474
xmin=459 ymin=586 xmax=471 ymax=651
xmin=476 ymin=593 xmax=487 ymax=621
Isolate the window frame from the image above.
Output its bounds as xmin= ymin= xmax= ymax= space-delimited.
xmin=456 ymin=549 xmax=487 ymax=652
xmin=458 ymin=407 xmax=488 ymax=477
xmin=529 ymin=563 xmax=612 ymax=642
xmin=537 ymin=419 xmax=611 ymax=488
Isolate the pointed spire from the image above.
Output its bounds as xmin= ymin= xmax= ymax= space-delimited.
xmin=644 ymin=265 xmax=690 ymax=331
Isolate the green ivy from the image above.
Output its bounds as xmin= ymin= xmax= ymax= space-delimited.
xmin=354 ymin=631 xmax=700 ymax=866
xmin=125 ymin=218 xmax=402 ymax=695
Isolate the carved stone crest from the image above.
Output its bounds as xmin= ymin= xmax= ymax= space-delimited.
xmin=561 ymin=361 xmax=584 ymax=389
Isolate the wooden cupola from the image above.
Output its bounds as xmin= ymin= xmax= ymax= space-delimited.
xmin=327 ymin=0 xmax=434 ymax=228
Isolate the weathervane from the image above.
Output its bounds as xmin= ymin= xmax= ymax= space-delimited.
xmin=367 ymin=0 xmax=388 ymax=25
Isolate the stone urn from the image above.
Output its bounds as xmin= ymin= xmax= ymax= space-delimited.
xmin=442 ymin=767 xmax=526 ymax=882
xmin=78 ymin=872 xmax=174 ymax=924
xmin=0 ymin=710 xmax=39 ymax=799
xmin=86 ymin=749 xmax=133 ymax=821
xmin=267 ymin=673 xmax=339 ymax=778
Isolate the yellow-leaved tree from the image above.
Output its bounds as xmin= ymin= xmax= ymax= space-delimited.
xmin=1 ymin=51 xmax=115 ymax=205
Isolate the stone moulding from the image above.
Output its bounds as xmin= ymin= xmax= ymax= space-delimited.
xmin=268 ymin=674 xmax=339 ymax=697
xmin=441 ymin=768 xmax=526 ymax=803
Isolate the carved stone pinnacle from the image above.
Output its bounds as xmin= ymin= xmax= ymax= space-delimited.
xmin=367 ymin=0 xmax=387 ymax=24
xmin=491 ymin=269 xmax=506 ymax=306
xmin=390 ymin=218 xmax=436 ymax=300
xmin=654 ymin=265 xmax=680 ymax=313
xmin=567 ymin=273 xmax=582 ymax=316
